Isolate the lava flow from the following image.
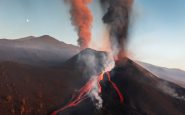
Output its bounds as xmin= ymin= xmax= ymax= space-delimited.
xmin=51 ymin=71 xmax=124 ymax=115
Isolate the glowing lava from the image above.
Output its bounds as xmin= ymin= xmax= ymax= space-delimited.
xmin=52 ymin=71 xmax=124 ymax=115
xmin=106 ymin=72 xmax=124 ymax=103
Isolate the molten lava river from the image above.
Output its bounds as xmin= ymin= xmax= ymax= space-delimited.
xmin=51 ymin=70 xmax=124 ymax=115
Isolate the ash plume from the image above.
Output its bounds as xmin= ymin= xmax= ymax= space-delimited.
xmin=67 ymin=0 xmax=93 ymax=49
xmin=100 ymin=0 xmax=133 ymax=59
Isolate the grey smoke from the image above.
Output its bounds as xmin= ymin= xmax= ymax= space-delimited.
xmin=158 ymin=82 xmax=185 ymax=100
xmin=99 ymin=0 xmax=133 ymax=58
xmin=90 ymin=79 xmax=103 ymax=109
xmin=75 ymin=49 xmax=115 ymax=109
xmin=76 ymin=49 xmax=114 ymax=77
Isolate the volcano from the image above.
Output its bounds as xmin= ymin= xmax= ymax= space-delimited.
xmin=0 ymin=38 xmax=184 ymax=115
xmin=52 ymin=49 xmax=185 ymax=115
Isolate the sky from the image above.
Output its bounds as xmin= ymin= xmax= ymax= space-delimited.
xmin=128 ymin=0 xmax=185 ymax=70
xmin=0 ymin=0 xmax=184 ymax=70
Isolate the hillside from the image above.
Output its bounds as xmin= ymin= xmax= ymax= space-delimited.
xmin=139 ymin=62 xmax=185 ymax=88
xmin=0 ymin=35 xmax=79 ymax=67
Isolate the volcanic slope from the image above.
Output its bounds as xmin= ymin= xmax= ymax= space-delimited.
xmin=0 ymin=49 xmax=185 ymax=115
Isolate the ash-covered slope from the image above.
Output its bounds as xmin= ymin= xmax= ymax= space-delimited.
xmin=0 ymin=35 xmax=79 ymax=67
xmin=107 ymin=59 xmax=185 ymax=115
xmin=138 ymin=62 xmax=185 ymax=88
xmin=55 ymin=49 xmax=185 ymax=115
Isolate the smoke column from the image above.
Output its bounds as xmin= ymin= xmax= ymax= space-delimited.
xmin=100 ymin=0 xmax=133 ymax=60
xmin=68 ymin=0 xmax=93 ymax=49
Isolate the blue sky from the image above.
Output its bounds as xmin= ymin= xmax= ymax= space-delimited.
xmin=128 ymin=0 xmax=185 ymax=70
xmin=0 ymin=0 xmax=184 ymax=70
